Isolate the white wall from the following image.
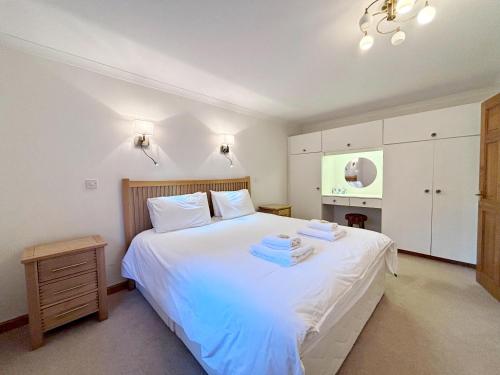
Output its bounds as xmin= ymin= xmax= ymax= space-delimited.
xmin=0 ymin=46 xmax=292 ymax=322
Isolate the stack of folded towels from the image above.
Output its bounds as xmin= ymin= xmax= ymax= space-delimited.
xmin=297 ymin=219 xmax=347 ymax=241
xmin=250 ymin=234 xmax=314 ymax=267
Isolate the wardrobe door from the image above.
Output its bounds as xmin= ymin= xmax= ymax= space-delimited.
xmin=322 ymin=121 xmax=382 ymax=152
xmin=288 ymin=153 xmax=322 ymax=219
xmin=382 ymin=141 xmax=434 ymax=254
xmin=431 ymin=136 xmax=480 ymax=263
xmin=288 ymin=132 xmax=322 ymax=154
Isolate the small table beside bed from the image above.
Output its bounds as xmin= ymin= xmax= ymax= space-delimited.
xmin=121 ymin=176 xmax=397 ymax=375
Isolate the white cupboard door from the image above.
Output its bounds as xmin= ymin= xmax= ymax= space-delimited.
xmin=431 ymin=136 xmax=480 ymax=264
xmin=382 ymin=141 xmax=434 ymax=254
xmin=288 ymin=132 xmax=322 ymax=154
xmin=322 ymin=121 xmax=382 ymax=152
xmin=384 ymin=103 xmax=480 ymax=144
xmin=288 ymin=153 xmax=322 ymax=219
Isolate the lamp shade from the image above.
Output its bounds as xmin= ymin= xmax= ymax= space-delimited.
xmin=417 ymin=4 xmax=436 ymax=25
xmin=221 ymin=134 xmax=235 ymax=145
xmin=134 ymin=120 xmax=154 ymax=135
xmin=396 ymin=0 xmax=414 ymax=14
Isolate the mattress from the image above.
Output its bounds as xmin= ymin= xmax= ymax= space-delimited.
xmin=122 ymin=213 xmax=397 ymax=375
xmin=137 ymin=255 xmax=386 ymax=375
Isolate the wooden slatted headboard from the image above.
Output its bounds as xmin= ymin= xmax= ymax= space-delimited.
xmin=122 ymin=176 xmax=251 ymax=248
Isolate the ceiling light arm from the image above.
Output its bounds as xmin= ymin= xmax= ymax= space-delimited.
xmin=365 ymin=0 xmax=382 ymax=12
xmin=376 ymin=15 xmax=399 ymax=35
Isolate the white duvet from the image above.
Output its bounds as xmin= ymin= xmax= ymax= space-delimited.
xmin=122 ymin=213 xmax=397 ymax=375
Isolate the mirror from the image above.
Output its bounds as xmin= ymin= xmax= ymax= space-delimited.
xmin=344 ymin=157 xmax=377 ymax=188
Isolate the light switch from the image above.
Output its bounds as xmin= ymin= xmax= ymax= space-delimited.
xmin=85 ymin=179 xmax=98 ymax=190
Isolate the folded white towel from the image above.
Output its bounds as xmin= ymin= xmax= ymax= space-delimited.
xmin=250 ymin=244 xmax=314 ymax=267
xmin=262 ymin=234 xmax=301 ymax=250
xmin=308 ymin=219 xmax=338 ymax=232
xmin=297 ymin=227 xmax=347 ymax=242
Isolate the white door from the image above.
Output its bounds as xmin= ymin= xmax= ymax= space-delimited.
xmin=288 ymin=153 xmax=322 ymax=219
xmin=382 ymin=141 xmax=434 ymax=254
xmin=431 ymin=136 xmax=480 ymax=263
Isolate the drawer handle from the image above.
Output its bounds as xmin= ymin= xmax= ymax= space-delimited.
xmin=55 ymin=303 xmax=89 ymax=318
xmin=53 ymin=283 xmax=89 ymax=295
xmin=51 ymin=261 xmax=88 ymax=273
xmin=362 ymin=201 xmax=366 ymax=205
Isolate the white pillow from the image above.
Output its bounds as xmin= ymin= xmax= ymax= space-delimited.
xmin=147 ymin=192 xmax=211 ymax=233
xmin=211 ymin=189 xmax=255 ymax=220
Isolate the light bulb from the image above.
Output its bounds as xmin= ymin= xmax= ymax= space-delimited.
xmin=391 ymin=30 xmax=406 ymax=46
xmin=396 ymin=0 xmax=414 ymax=15
xmin=359 ymin=33 xmax=374 ymax=51
xmin=418 ymin=3 xmax=436 ymax=24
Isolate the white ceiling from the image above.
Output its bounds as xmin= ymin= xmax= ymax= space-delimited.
xmin=1 ymin=0 xmax=499 ymax=122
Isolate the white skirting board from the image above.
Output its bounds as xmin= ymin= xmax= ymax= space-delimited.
xmin=137 ymin=257 xmax=386 ymax=375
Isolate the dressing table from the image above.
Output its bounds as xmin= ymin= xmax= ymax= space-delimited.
xmin=321 ymin=150 xmax=383 ymax=231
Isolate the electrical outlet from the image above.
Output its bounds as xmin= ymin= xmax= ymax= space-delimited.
xmin=85 ymin=179 xmax=98 ymax=190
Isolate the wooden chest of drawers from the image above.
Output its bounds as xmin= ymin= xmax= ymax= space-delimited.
xmin=258 ymin=204 xmax=292 ymax=217
xmin=21 ymin=235 xmax=108 ymax=349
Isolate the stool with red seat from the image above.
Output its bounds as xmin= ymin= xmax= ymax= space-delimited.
xmin=345 ymin=213 xmax=368 ymax=228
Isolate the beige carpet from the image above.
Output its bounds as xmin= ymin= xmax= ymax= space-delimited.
xmin=1 ymin=254 xmax=499 ymax=375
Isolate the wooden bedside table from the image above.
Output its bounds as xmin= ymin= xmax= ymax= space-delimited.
xmin=21 ymin=235 xmax=108 ymax=349
xmin=258 ymin=204 xmax=292 ymax=217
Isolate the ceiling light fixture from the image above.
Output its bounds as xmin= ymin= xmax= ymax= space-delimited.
xmin=358 ymin=0 xmax=436 ymax=50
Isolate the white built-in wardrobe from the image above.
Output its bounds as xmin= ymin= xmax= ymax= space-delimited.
xmin=288 ymin=103 xmax=481 ymax=264
xmin=383 ymin=104 xmax=480 ymax=264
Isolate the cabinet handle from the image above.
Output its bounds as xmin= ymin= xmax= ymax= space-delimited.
xmin=51 ymin=261 xmax=88 ymax=273
xmin=333 ymin=199 xmax=337 ymax=203
xmin=435 ymin=189 xmax=442 ymax=194
xmin=431 ymin=132 xmax=437 ymax=137
xmin=53 ymin=283 xmax=90 ymax=295
xmin=316 ymin=187 xmax=320 ymax=191
xmin=362 ymin=201 xmax=366 ymax=205
xmin=302 ymin=148 xmax=307 ymax=152
xmin=55 ymin=303 xmax=90 ymax=319
xmin=347 ymin=143 xmax=351 ymax=147
xmin=424 ymin=189 xmax=430 ymax=193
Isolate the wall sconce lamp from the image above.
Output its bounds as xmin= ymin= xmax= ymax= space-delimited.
xmin=134 ymin=120 xmax=159 ymax=166
xmin=220 ymin=134 xmax=235 ymax=168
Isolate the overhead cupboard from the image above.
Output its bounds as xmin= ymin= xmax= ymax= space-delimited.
xmin=288 ymin=102 xmax=481 ymax=264
xmin=322 ymin=120 xmax=382 ymax=152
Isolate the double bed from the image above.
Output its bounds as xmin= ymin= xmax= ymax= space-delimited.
xmin=121 ymin=177 xmax=397 ymax=375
